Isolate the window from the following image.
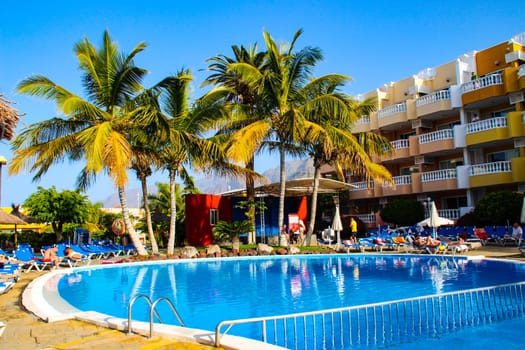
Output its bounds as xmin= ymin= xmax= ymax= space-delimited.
xmin=400 ymin=166 xmax=418 ymax=176
xmin=210 ymin=209 xmax=218 ymax=225
xmin=445 ymin=196 xmax=467 ymax=210
xmin=439 ymin=159 xmax=463 ymax=169
xmin=487 ymin=149 xmax=519 ymax=162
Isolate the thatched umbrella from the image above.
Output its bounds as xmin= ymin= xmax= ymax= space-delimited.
xmin=0 ymin=210 xmax=27 ymax=247
xmin=0 ymin=94 xmax=22 ymax=141
xmin=10 ymin=204 xmax=39 ymax=224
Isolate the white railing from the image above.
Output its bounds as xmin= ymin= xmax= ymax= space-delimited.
xmin=438 ymin=209 xmax=460 ymax=220
xmin=349 ymin=181 xmax=374 ymax=191
xmin=465 ymin=116 xmax=507 ymax=134
xmin=415 ymin=89 xmax=450 ymax=107
xmin=355 ymin=214 xmax=376 ymax=224
xmin=421 ymin=168 xmax=457 ymax=182
xmin=378 ymin=102 xmax=407 ymax=119
xmin=519 ymin=65 xmax=525 ymax=78
xmin=355 ymin=116 xmax=370 ymax=125
xmin=391 ymin=139 xmax=409 ymax=150
xmin=460 ymin=72 xmax=503 ymax=93
xmin=215 ymin=281 xmax=525 ymax=349
xmin=383 ymin=175 xmax=411 ymax=188
xmin=469 ymin=161 xmax=512 ymax=176
xmin=418 ymin=129 xmax=454 ymax=144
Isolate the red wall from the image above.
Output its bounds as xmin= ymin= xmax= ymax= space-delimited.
xmin=185 ymin=194 xmax=232 ymax=246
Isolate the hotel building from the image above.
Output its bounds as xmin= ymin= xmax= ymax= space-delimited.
xmin=346 ymin=33 xmax=525 ymax=227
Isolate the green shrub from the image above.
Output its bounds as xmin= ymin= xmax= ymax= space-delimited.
xmin=380 ymin=199 xmax=425 ymax=226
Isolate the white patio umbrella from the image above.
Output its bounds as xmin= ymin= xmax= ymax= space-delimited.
xmin=332 ymin=204 xmax=343 ymax=249
xmin=417 ymin=201 xmax=454 ymax=237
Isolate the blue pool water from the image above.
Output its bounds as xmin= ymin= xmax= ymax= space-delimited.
xmin=56 ymin=255 xmax=525 ymax=348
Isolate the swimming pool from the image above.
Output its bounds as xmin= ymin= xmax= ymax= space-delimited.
xmin=49 ymin=254 xmax=525 ymax=349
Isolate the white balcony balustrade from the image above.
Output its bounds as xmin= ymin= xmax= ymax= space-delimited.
xmin=355 ymin=116 xmax=370 ymax=125
xmin=378 ymin=102 xmax=407 ymax=119
xmin=349 ymin=181 xmax=374 ymax=191
xmin=383 ymin=175 xmax=411 ymax=188
xmin=438 ymin=209 xmax=459 ymax=220
xmin=355 ymin=214 xmax=376 ymax=224
xmin=418 ymin=129 xmax=454 ymax=144
xmin=391 ymin=139 xmax=409 ymax=150
xmin=468 ymin=161 xmax=511 ymax=176
xmin=421 ymin=169 xmax=457 ymax=182
xmin=415 ymin=89 xmax=450 ymax=107
xmin=465 ymin=116 xmax=507 ymax=134
xmin=460 ymin=72 xmax=503 ymax=94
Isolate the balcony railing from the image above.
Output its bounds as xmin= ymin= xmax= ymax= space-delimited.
xmin=355 ymin=214 xmax=376 ymax=224
xmin=391 ymin=139 xmax=409 ymax=150
xmin=378 ymin=102 xmax=407 ymax=119
xmin=349 ymin=180 xmax=374 ymax=191
xmin=460 ymin=72 xmax=503 ymax=93
xmin=383 ymin=175 xmax=411 ymax=188
xmin=418 ymin=129 xmax=454 ymax=144
xmin=469 ymin=161 xmax=511 ymax=176
xmin=438 ymin=209 xmax=459 ymax=220
xmin=421 ymin=169 xmax=457 ymax=182
xmin=465 ymin=116 xmax=507 ymax=134
xmin=415 ymin=89 xmax=450 ymax=107
xmin=355 ymin=116 xmax=370 ymax=125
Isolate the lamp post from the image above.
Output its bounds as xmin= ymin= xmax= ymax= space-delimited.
xmin=0 ymin=155 xmax=6 ymax=208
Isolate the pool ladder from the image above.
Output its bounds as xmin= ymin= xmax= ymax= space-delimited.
xmin=127 ymin=294 xmax=185 ymax=338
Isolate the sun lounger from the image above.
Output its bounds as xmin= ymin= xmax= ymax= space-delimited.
xmin=0 ymin=281 xmax=14 ymax=294
xmin=13 ymin=248 xmax=52 ymax=272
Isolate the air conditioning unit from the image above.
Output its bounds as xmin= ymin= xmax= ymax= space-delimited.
xmin=509 ymin=91 xmax=525 ymax=104
xmin=411 ymin=119 xmax=433 ymax=129
xmin=409 ymin=85 xmax=430 ymax=95
xmin=379 ymin=198 xmax=388 ymax=205
xmin=518 ymin=183 xmax=525 ymax=193
xmin=415 ymin=156 xmax=434 ymax=165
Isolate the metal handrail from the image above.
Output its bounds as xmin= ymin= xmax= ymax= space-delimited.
xmin=214 ymin=281 xmax=525 ymax=348
xmin=128 ymin=294 xmax=185 ymax=338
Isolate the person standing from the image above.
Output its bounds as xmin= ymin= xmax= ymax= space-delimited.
xmin=350 ymin=217 xmax=358 ymax=239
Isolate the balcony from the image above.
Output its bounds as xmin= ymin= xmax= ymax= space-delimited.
xmin=418 ymin=129 xmax=455 ymax=155
xmin=348 ymin=180 xmax=382 ymax=199
xmin=381 ymin=139 xmax=410 ymax=161
xmin=416 ymin=90 xmax=452 ymax=117
xmin=465 ymin=116 xmax=509 ymax=146
xmin=421 ymin=168 xmax=458 ymax=192
xmin=438 ymin=209 xmax=460 ymax=221
xmin=461 ymin=72 xmax=505 ymax=106
xmin=352 ymin=116 xmax=371 ymax=133
xmin=377 ymin=102 xmax=407 ymax=128
xmin=469 ymin=161 xmax=513 ymax=188
xmin=382 ymin=175 xmax=412 ymax=196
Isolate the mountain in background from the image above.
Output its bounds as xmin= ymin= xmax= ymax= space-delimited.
xmin=103 ymin=158 xmax=313 ymax=207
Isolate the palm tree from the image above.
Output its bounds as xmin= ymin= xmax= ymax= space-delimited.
xmin=202 ymin=44 xmax=267 ymax=244
xmin=226 ymin=29 xmax=347 ymax=244
xmin=301 ymin=94 xmax=393 ymax=245
xmin=152 ymin=70 xmax=227 ymax=255
xmin=9 ymin=30 xmax=149 ymax=255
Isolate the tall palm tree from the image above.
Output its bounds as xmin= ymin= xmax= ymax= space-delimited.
xmin=226 ymin=29 xmax=345 ymax=243
xmin=153 ymin=70 xmax=227 ymax=255
xmin=9 ymin=30 xmax=149 ymax=255
xmin=301 ymin=93 xmax=393 ymax=245
xmin=202 ymin=44 xmax=267 ymax=244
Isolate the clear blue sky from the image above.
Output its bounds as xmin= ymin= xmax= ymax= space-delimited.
xmin=0 ymin=0 xmax=523 ymax=207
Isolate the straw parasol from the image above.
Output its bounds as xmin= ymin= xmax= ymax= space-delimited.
xmin=0 ymin=94 xmax=22 ymax=141
xmin=0 ymin=210 xmax=27 ymax=247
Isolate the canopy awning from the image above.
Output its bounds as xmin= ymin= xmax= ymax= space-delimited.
xmin=221 ymin=177 xmax=356 ymax=197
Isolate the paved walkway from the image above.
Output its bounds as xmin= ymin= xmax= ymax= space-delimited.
xmin=0 ymin=245 xmax=523 ymax=349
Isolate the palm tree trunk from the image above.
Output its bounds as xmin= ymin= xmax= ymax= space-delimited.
xmin=167 ymin=168 xmax=177 ymax=255
xmin=304 ymin=164 xmax=321 ymax=246
xmin=278 ymin=143 xmax=286 ymax=246
xmin=118 ymin=186 xmax=148 ymax=256
xmin=246 ymin=156 xmax=256 ymax=244
xmin=140 ymin=174 xmax=159 ymax=254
